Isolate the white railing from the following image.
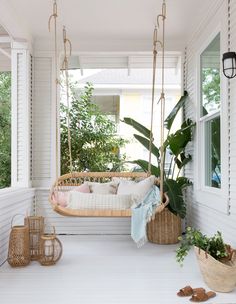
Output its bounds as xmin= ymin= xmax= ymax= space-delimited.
xmin=0 ymin=188 xmax=35 ymax=265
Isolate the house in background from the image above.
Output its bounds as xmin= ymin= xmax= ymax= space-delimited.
xmin=69 ymin=67 xmax=181 ymax=165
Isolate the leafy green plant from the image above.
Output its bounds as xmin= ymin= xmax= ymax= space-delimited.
xmin=0 ymin=72 xmax=11 ymax=188
xmin=60 ymin=82 xmax=127 ymax=174
xmin=176 ymin=227 xmax=229 ymax=266
xmin=123 ymin=91 xmax=195 ymax=218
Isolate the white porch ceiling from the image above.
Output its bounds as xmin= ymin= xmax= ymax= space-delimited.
xmin=5 ymin=0 xmax=214 ymax=51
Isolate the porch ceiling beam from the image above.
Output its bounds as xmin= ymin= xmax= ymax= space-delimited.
xmin=0 ymin=47 xmax=11 ymax=59
xmin=0 ymin=35 xmax=11 ymax=43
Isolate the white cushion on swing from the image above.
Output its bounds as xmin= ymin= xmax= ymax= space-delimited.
xmin=87 ymin=181 xmax=118 ymax=195
xmin=114 ymin=175 xmax=155 ymax=200
xmin=67 ymin=192 xmax=132 ymax=210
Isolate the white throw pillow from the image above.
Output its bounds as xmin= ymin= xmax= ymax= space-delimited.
xmin=116 ymin=175 xmax=155 ymax=201
xmin=67 ymin=192 xmax=132 ymax=210
xmin=87 ymin=181 xmax=118 ymax=194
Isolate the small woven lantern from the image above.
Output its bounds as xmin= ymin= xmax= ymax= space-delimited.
xmin=39 ymin=226 xmax=62 ymax=266
xmin=8 ymin=215 xmax=30 ymax=267
xmin=25 ymin=216 xmax=44 ymax=261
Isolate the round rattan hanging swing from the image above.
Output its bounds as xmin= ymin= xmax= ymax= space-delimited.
xmin=48 ymin=0 xmax=169 ymax=218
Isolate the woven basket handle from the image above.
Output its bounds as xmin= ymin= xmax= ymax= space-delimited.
xmin=155 ymin=192 xmax=169 ymax=214
xmin=44 ymin=224 xmax=56 ymax=237
xmin=11 ymin=213 xmax=28 ymax=228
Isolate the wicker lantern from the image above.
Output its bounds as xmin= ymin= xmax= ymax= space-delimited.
xmin=39 ymin=226 xmax=62 ymax=266
xmin=25 ymin=216 xmax=44 ymax=261
xmin=8 ymin=215 xmax=30 ymax=267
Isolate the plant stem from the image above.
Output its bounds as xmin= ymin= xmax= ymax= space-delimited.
xmin=167 ymin=155 xmax=174 ymax=179
xmin=176 ymin=167 xmax=181 ymax=179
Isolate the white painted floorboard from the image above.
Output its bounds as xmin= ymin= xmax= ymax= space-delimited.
xmin=0 ymin=235 xmax=236 ymax=304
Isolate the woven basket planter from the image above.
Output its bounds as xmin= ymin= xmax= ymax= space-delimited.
xmin=194 ymin=247 xmax=236 ymax=292
xmin=25 ymin=216 xmax=44 ymax=261
xmin=147 ymin=207 xmax=181 ymax=244
xmin=8 ymin=216 xmax=30 ymax=267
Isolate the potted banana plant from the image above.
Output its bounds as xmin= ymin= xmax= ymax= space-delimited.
xmin=123 ymin=91 xmax=195 ymax=243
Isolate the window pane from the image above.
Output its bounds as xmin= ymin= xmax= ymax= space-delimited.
xmin=200 ymin=33 xmax=220 ymax=116
xmin=205 ymin=116 xmax=221 ymax=188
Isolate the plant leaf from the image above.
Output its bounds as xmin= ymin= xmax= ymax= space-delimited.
xmin=165 ymin=119 xmax=195 ymax=156
xmin=122 ymin=117 xmax=152 ymax=139
xmin=165 ymin=179 xmax=186 ymax=218
xmin=176 ymin=177 xmax=192 ymax=189
xmin=127 ymin=160 xmax=160 ymax=177
xmin=165 ymin=91 xmax=188 ymax=131
xmin=175 ymin=153 xmax=192 ymax=170
xmin=134 ymin=134 xmax=160 ymax=159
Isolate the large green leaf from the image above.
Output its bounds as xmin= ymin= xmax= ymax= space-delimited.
xmin=122 ymin=117 xmax=152 ymax=139
xmin=176 ymin=177 xmax=192 ymax=189
xmin=166 ymin=119 xmax=195 ymax=156
xmin=127 ymin=159 xmax=160 ymax=177
xmin=165 ymin=179 xmax=186 ymax=218
xmin=134 ymin=134 xmax=160 ymax=159
xmin=165 ymin=91 xmax=188 ymax=131
xmin=175 ymin=153 xmax=192 ymax=170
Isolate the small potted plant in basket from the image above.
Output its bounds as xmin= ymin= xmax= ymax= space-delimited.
xmin=176 ymin=227 xmax=236 ymax=292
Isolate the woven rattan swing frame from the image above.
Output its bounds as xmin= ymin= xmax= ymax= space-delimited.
xmin=50 ymin=171 xmax=150 ymax=217
xmin=48 ymin=0 xmax=168 ymax=218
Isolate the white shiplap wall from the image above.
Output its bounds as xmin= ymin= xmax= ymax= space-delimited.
xmin=228 ymin=1 xmax=236 ymax=216
xmin=185 ymin=0 xmax=236 ymax=247
xmin=11 ymin=43 xmax=32 ymax=188
xmin=16 ymin=53 xmax=24 ymax=183
xmin=0 ymin=189 xmax=34 ymax=265
xmin=32 ymin=56 xmax=52 ymax=187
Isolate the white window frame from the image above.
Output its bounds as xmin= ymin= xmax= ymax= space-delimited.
xmin=194 ymin=27 xmax=229 ymax=214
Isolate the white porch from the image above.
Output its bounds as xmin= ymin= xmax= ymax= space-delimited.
xmin=1 ymin=235 xmax=236 ymax=304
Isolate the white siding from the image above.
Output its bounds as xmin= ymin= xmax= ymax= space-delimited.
xmin=11 ymin=43 xmax=32 ymax=187
xmin=185 ymin=0 xmax=236 ymax=246
xmin=228 ymin=1 xmax=236 ymax=216
xmin=32 ymin=57 xmax=52 ymax=186
xmin=35 ymin=189 xmax=131 ymax=235
xmin=16 ymin=53 xmax=24 ymax=182
xmin=0 ymin=189 xmax=34 ymax=265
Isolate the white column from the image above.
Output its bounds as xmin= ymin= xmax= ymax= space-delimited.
xmin=32 ymin=51 xmax=59 ymax=187
xmin=11 ymin=41 xmax=32 ymax=188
